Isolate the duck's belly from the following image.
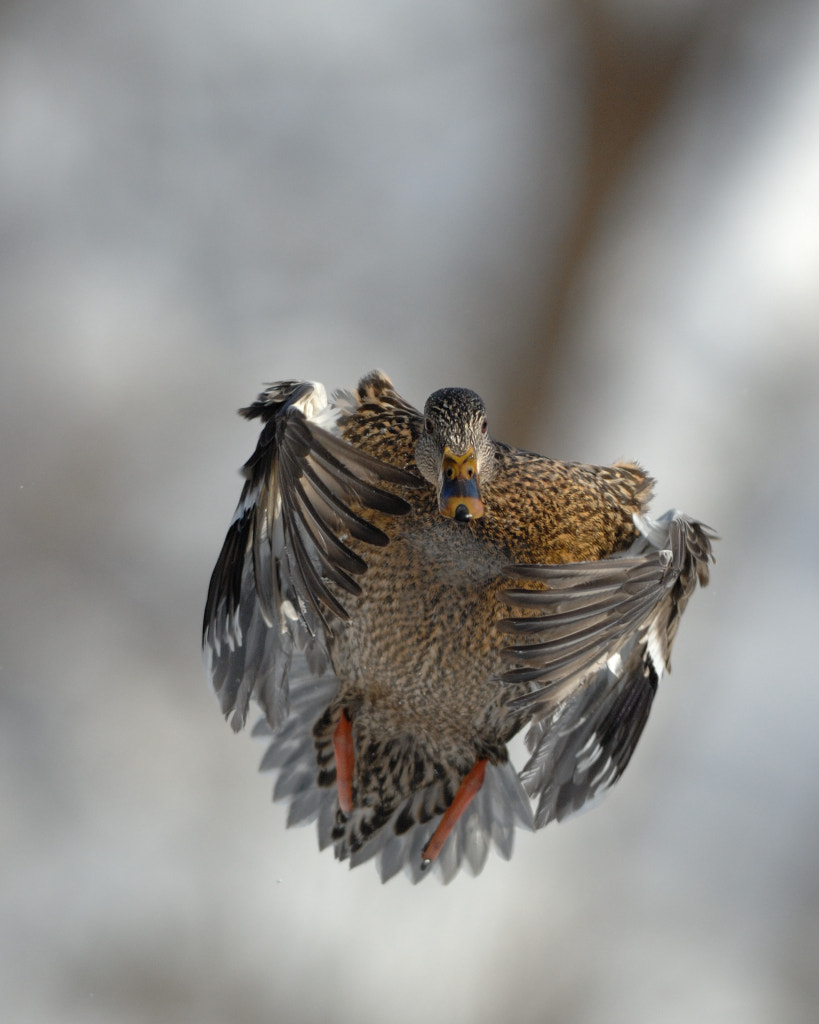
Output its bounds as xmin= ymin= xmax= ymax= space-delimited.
xmin=329 ymin=517 xmax=515 ymax=748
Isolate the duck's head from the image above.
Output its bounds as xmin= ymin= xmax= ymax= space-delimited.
xmin=415 ymin=387 xmax=495 ymax=523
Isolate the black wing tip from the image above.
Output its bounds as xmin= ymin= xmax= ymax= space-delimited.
xmin=240 ymin=380 xmax=316 ymax=422
xmin=202 ymin=507 xmax=252 ymax=642
xmin=668 ymin=514 xmax=718 ymax=588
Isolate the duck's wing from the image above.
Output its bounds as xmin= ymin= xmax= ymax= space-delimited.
xmin=202 ymin=379 xmax=423 ymax=732
xmin=498 ymin=512 xmax=716 ymax=827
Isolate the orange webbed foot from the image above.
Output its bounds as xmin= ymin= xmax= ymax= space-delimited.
xmin=421 ymin=758 xmax=488 ymax=869
xmin=333 ymin=709 xmax=354 ymax=815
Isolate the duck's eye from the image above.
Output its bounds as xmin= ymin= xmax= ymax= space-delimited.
xmin=481 ymin=419 xmax=488 ymax=434
xmin=425 ymin=417 xmax=434 ymax=433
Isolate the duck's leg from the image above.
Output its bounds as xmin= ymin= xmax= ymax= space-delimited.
xmin=421 ymin=758 xmax=488 ymax=868
xmin=333 ymin=709 xmax=354 ymax=814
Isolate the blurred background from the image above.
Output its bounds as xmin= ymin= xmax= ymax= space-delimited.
xmin=2 ymin=0 xmax=818 ymax=1021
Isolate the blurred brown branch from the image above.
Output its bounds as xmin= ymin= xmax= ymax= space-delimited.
xmin=499 ymin=2 xmax=708 ymax=446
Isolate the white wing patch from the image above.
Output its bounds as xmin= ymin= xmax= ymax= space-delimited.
xmin=294 ymin=381 xmax=343 ymax=433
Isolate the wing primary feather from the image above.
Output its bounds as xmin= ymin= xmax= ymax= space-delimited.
xmin=285 ymin=514 xmax=349 ymax=626
xmin=310 ymin=424 xmax=424 ymax=489
xmin=300 ymin=460 xmax=392 ymax=547
xmin=308 ymin=440 xmax=414 ymax=516
xmin=290 ymin=476 xmax=368 ymax=580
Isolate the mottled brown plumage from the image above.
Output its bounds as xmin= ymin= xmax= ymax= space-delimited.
xmin=203 ymin=370 xmax=715 ymax=882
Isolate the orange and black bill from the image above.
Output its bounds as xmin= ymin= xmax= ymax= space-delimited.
xmin=439 ymin=447 xmax=484 ymax=522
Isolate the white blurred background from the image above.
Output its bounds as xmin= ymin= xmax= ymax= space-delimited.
xmin=2 ymin=1 xmax=818 ymax=1022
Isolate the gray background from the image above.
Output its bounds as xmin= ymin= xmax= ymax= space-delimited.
xmin=2 ymin=1 xmax=818 ymax=1022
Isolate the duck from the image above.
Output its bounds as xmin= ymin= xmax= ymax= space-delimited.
xmin=203 ymin=370 xmax=715 ymax=883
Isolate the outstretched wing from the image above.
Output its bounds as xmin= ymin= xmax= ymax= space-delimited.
xmin=498 ymin=512 xmax=716 ymax=827
xmin=202 ymin=380 xmax=423 ymax=732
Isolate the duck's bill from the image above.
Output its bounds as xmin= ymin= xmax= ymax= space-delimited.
xmin=439 ymin=447 xmax=485 ymax=521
